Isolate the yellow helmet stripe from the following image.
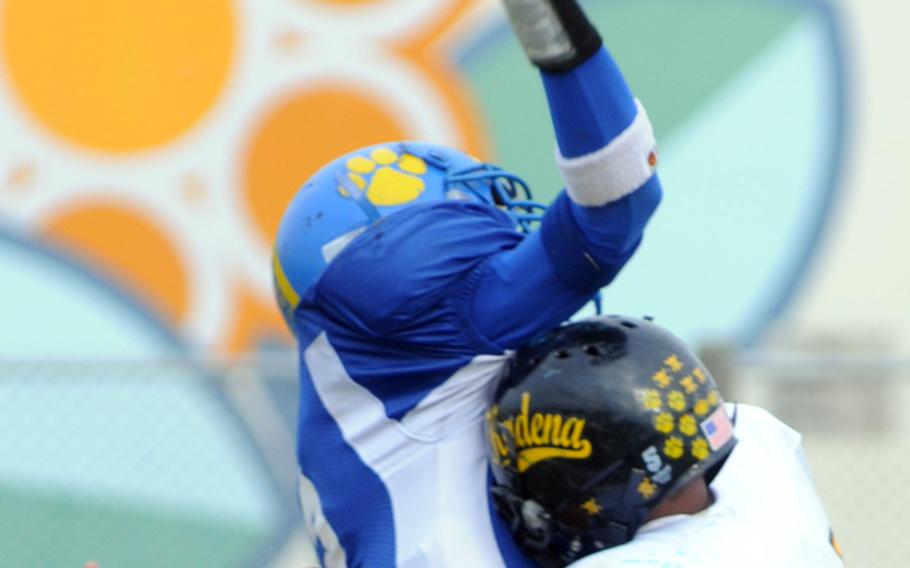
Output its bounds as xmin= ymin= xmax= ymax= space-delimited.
xmin=272 ymin=249 xmax=300 ymax=309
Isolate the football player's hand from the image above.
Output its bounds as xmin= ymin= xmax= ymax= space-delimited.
xmin=499 ymin=0 xmax=602 ymax=71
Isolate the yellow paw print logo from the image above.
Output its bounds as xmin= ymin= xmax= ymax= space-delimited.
xmin=706 ymin=390 xmax=719 ymax=406
xmin=654 ymin=412 xmax=675 ymax=434
xmin=664 ymin=354 xmax=684 ymax=373
xmin=692 ymin=439 xmax=710 ymax=461
xmin=641 ymin=389 xmax=662 ymax=411
xmin=667 ymin=390 xmax=686 ymax=412
xmin=663 ymin=436 xmax=684 ymax=460
xmin=637 ymin=478 xmax=658 ymax=499
xmin=678 ymin=414 xmax=697 ymax=437
xmin=651 ymin=369 xmax=672 ymax=389
xmin=581 ymin=498 xmax=602 ymax=516
xmin=679 ymin=375 xmax=698 ymax=394
xmin=338 ymin=147 xmax=428 ymax=207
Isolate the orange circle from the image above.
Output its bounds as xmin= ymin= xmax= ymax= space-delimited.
xmin=43 ymin=203 xmax=190 ymax=323
xmin=243 ymin=87 xmax=411 ymax=243
xmin=222 ymin=285 xmax=290 ymax=353
xmin=2 ymin=0 xmax=235 ymax=152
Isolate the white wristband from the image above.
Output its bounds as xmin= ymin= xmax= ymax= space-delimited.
xmin=556 ymin=99 xmax=658 ymax=207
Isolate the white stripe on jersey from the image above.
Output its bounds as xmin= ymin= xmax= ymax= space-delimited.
xmin=298 ymin=473 xmax=348 ymax=567
xmin=304 ymin=332 xmax=512 ymax=567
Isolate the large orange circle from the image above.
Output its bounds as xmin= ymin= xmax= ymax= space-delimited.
xmin=243 ymin=87 xmax=410 ymax=243
xmin=43 ymin=204 xmax=190 ymax=323
xmin=2 ymin=0 xmax=236 ymax=152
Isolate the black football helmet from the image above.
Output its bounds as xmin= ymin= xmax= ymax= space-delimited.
xmin=487 ymin=316 xmax=737 ymax=566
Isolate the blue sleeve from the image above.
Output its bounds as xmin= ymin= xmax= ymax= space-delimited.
xmin=469 ymin=46 xmax=663 ymax=348
xmin=542 ymin=47 xmax=638 ymax=158
xmin=471 ymin=182 xmax=661 ymax=348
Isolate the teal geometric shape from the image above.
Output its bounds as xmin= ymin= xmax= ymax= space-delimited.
xmin=0 ymin=230 xmax=295 ymax=567
xmin=0 ymin=485 xmax=270 ymax=568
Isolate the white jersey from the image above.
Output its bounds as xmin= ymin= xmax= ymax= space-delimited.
xmin=569 ymin=403 xmax=844 ymax=568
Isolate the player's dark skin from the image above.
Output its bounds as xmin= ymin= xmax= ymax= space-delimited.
xmin=646 ymin=478 xmax=714 ymax=521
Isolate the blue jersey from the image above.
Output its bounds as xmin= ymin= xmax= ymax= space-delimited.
xmin=285 ymin=46 xmax=663 ymax=567
xmin=294 ymin=183 xmax=660 ymax=567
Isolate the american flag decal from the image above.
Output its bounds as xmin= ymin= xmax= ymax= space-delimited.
xmin=700 ymin=406 xmax=734 ymax=451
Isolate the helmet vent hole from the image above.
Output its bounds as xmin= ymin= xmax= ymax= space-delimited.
xmin=555 ymin=350 xmax=571 ymax=359
xmin=620 ymin=321 xmax=638 ymax=329
xmin=584 ymin=345 xmax=601 ymax=356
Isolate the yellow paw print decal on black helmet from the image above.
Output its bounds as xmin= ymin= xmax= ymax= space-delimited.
xmin=338 ymin=147 xmax=428 ymax=207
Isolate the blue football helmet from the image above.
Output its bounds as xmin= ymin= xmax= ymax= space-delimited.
xmin=272 ymin=141 xmax=546 ymax=334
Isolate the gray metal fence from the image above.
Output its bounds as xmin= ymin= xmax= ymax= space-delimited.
xmin=715 ymin=348 xmax=904 ymax=567
xmin=0 ymin=356 xmax=301 ymax=568
xmin=1 ymin=348 xmax=888 ymax=566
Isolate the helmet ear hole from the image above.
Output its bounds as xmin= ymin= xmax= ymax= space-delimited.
xmin=584 ymin=345 xmax=602 ymax=357
xmin=555 ymin=350 xmax=571 ymax=359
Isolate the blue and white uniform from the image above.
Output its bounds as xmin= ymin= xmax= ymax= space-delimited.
xmin=275 ymin=39 xmax=662 ymax=568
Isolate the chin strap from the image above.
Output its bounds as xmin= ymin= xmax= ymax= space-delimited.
xmin=492 ymin=465 xmax=654 ymax=566
xmin=492 ymin=486 xmax=555 ymax=551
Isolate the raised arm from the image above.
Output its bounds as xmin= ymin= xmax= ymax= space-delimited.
xmin=472 ymin=0 xmax=663 ymax=348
